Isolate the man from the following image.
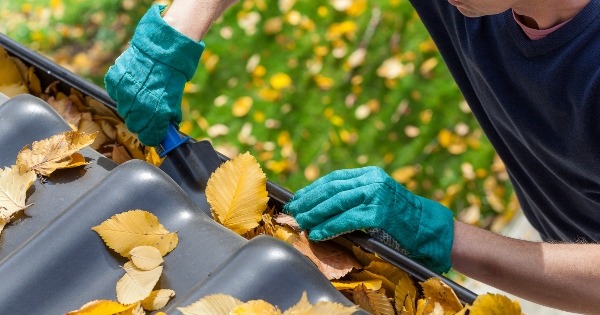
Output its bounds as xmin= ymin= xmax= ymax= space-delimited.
xmin=104 ymin=0 xmax=600 ymax=313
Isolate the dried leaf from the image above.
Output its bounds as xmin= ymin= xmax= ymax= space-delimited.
xmin=394 ymin=275 xmax=417 ymax=315
xmin=178 ymin=294 xmax=243 ymax=315
xmin=283 ymin=292 xmax=358 ymax=315
xmin=273 ymin=213 xmax=300 ymax=231
xmin=46 ymin=96 xmax=82 ymax=128
xmin=0 ymin=47 xmax=24 ymax=86
xmin=351 ymin=269 xmax=406 ymax=302
xmin=116 ymin=261 xmax=163 ymax=305
xmin=112 ymin=145 xmax=133 ymax=165
xmin=16 ymin=130 xmax=96 ymax=176
xmin=331 ymin=280 xmax=382 ymax=291
xmin=92 ymin=210 xmax=178 ymax=257
xmin=78 ymin=119 xmax=109 ymax=151
xmin=129 ymin=246 xmax=164 ymax=271
xmin=420 ymin=278 xmax=463 ymax=313
xmin=469 ymin=293 xmax=521 ymax=315
xmin=206 ymin=152 xmax=269 ymax=235
xmin=230 ymin=300 xmax=282 ymax=315
xmin=66 ymin=300 xmax=136 ymax=315
xmin=352 ymin=284 xmax=395 ymax=315
xmin=116 ymin=123 xmax=145 ymax=160
xmin=0 ymin=165 xmax=36 ymax=232
xmin=273 ymin=225 xmax=299 ymax=244
xmin=140 ymin=289 xmax=175 ymax=311
xmin=292 ymin=232 xmax=362 ymax=280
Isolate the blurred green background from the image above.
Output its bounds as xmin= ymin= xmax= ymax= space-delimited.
xmin=0 ymin=0 xmax=517 ymax=231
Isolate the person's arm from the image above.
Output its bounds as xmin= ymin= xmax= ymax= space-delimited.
xmin=162 ymin=0 xmax=236 ymax=41
xmin=452 ymin=221 xmax=600 ymax=314
xmin=104 ymin=0 xmax=238 ymax=146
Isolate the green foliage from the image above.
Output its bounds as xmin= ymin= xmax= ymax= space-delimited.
xmin=1 ymin=0 xmax=516 ymax=230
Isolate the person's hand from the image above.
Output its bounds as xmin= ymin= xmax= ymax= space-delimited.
xmin=104 ymin=4 xmax=206 ymax=146
xmin=284 ymin=166 xmax=454 ymax=274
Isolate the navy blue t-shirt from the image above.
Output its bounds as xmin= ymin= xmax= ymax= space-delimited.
xmin=410 ymin=0 xmax=600 ymax=242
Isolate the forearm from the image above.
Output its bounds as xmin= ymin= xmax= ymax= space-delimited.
xmin=451 ymin=221 xmax=600 ymax=314
xmin=162 ymin=0 xmax=232 ymax=41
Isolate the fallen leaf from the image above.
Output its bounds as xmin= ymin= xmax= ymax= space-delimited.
xmin=230 ymin=300 xmax=282 ymax=315
xmin=273 ymin=213 xmax=300 ymax=231
xmin=206 ymin=152 xmax=269 ymax=235
xmin=66 ymin=300 xmax=137 ymax=315
xmin=46 ymin=96 xmax=82 ymax=128
xmin=352 ymin=284 xmax=395 ymax=315
xmin=469 ymin=293 xmax=521 ymax=315
xmin=16 ymin=130 xmax=96 ymax=176
xmin=178 ymin=294 xmax=243 ymax=315
xmin=116 ymin=123 xmax=145 ymax=160
xmin=141 ymin=289 xmax=175 ymax=311
xmin=116 ymin=261 xmax=163 ymax=305
xmin=331 ymin=280 xmax=383 ymax=291
xmin=129 ymin=246 xmax=164 ymax=271
xmin=282 ymin=291 xmax=359 ymax=315
xmin=92 ymin=210 xmax=178 ymax=257
xmin=0 ymin=165 xmax=36 ymax=233
xmin=420 ymin=278 xmax=463 ymax=313
xmin=292 ymin=232 xmax=362 ymax=280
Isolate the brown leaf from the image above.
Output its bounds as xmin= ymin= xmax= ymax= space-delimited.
xmin=273 ymin=212 xmax=300 ymax=231
xmin=292 ymin=232 xmax=362 ymax=280
xmin=352 ymin=284 xmax=395 ymax=315
xmin=16 ymin=130 xmax=96 ymax=176
xmin=46 ymin=96 xmax=82 ymax=129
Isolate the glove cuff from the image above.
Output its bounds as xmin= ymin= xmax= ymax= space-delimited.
xmin=412 ymin=196 xmax=454 ymax=274
xmin=131 ymin=4 xmax=205 ymax=80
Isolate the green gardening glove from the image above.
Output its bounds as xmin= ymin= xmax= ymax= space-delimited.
xmin=104 ymin=4 xmax=205 ymax=146
xmin=284 ymin=166 xmax=454 ymax=274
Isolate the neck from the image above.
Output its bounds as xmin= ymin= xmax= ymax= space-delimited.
xmin=513 ymin=0 xmax=590 ymax=29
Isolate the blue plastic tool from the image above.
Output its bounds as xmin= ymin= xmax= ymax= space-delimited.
xmin=156 ymin=123 xmax=191 ymax=158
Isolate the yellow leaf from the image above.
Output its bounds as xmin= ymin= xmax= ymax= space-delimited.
xmin=116 ymin=123 xmax=145 ymax=160
xmin=206 ymin=152 xmax=269 ymax=235
xmin=394 ymin=274 xmax=417 ymax=315
xmin=16 ymin=130 xmax=97 ymax=176
xmin=178 ymin=294 xmax=243 ymax=315
xmin=469 ymin=293 xmax=521 ymax=315
xmin=92 ymin=210 xmax=178 ymax=257
xmin=66 ymin=300 xmax=136 ymax=315
xmin=283 ymin=292 xmax=358 ymax=315
xmin=0 ymin=47 xmax=25 ymax=86
xmin=0 ymin=83 xmax=29 ymax=97
xmin=78 ymin=119 xmax=109 ymax=150
xmin=116 ymin=261 xmax=163 ymax=305
xmin=420 ymin=278 xmax=463 ymax=313
xmin=331 ymin=280 xmax=383 ymax=291
xmin=141 ymin=289 xmax=175 ymax=311
xmin=352 ymin=284 xmax=395 ymax=315
xmin=230 ymin=300 xmax=282 ymax=315
xmin=129 ymin=246 xmax=164 ymax=271
xmin=0 ymin=165 xmax=36 ymax=232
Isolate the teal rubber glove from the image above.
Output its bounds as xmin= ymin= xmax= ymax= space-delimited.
xmin=284 ymin=166 xmax=454 ymax=274
xmin=104 ymin=4 xmax=205 ymax=146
